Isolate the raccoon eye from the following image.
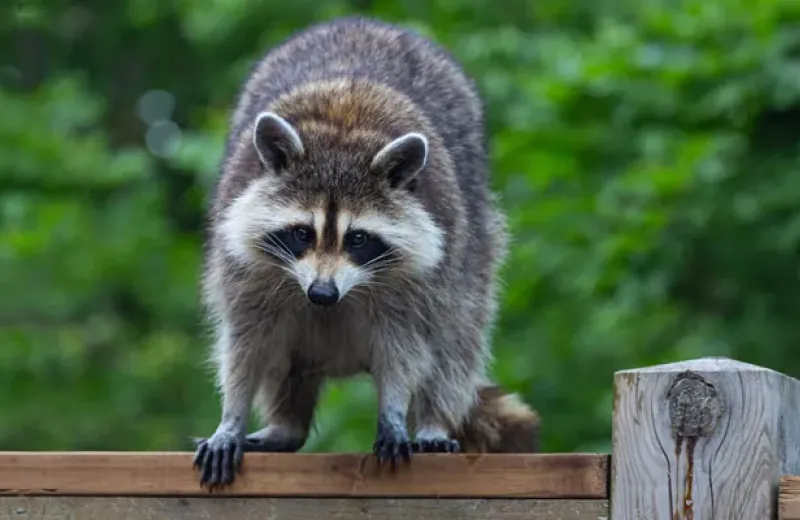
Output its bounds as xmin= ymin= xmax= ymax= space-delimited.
xmin=349 ymin=231 xmax=369 ymax=248
xmin=345 ymin=230 xmax=393 ymax=266
xmin=293 ymin=226 xmax=312 ymax=243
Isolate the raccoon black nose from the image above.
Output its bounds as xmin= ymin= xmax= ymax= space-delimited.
xmin=307 ymin=280 xmax=339 ymax=306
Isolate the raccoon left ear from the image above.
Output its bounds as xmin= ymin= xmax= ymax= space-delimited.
xmin=252 ymin=111 xmax=305 ymax=171
xmin=370 ymin=132 xmax=428 ymax=189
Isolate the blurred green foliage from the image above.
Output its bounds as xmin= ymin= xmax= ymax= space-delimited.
xmin=2 ymin=0 xmax=800 ymax=454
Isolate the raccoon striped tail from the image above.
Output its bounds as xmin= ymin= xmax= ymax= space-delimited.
xmin=455 ymin=385 xmax=541 ymax=453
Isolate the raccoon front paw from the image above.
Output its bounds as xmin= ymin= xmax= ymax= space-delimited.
xmin=372 ymin=420 xmax=413 ymax=467
xmin=192 ymin=431 xmax=244 ymax=490
xmin=415 ymin=437 xmax=461 ymax=453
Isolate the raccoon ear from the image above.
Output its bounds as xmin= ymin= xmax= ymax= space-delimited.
xmin=370 ymin=132 xmax=428 ymax=189
xmin=252 ymin=111 xmax=305 ymax=171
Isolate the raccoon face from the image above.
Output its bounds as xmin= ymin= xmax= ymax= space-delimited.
xmin=218 ymin=111 xmax=445 ymax=306
xmin=259 ymin=217 xmax=397 ymax=306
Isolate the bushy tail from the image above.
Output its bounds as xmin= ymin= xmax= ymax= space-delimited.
xmin=455 ymin=385 xmax=540 ymax=453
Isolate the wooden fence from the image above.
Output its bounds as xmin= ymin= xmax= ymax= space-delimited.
xmin=2 ymin=357 xmax=799 ymax=519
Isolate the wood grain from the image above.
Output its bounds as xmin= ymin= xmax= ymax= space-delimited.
xmin=0 ymin=452 xmax=608 ymax=499
xmin=0 ymin=497 xmax=610 ymax=520
xmin=780 ymin=476 xmax=800 ymax=520
xmin=610 ymin=356 xmax=800 ymax=520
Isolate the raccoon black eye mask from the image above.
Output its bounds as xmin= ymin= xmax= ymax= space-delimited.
xmin=260 ymin=225 xmax=394 ymax=266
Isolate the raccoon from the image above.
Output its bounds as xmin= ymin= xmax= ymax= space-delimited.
xmin=192 ymin=16 xmax=540 ymax=489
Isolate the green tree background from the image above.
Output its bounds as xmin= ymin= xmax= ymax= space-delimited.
xmin=2 ymin=0 xmax=799 ymax=454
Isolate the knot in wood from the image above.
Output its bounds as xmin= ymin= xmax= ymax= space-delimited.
xmin=667 ymin=370 xmax=723 ymax=438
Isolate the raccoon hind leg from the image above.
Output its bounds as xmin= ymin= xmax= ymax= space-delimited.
xmin=413 ymin=424 xmax=461 ymax=453
xmin=409 ymin=384 xmax=472 ymax=454
xmin=245 ymin=364 xmax=322 ymax=453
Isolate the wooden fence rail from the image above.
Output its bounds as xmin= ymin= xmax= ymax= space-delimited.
xmin=0 ymin=452 xmax=610 ymax=519
xmin=1 ymin=357 xmax=798 ymax=519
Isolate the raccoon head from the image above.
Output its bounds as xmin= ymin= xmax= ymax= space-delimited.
xmin=219 ymin=111 xmax=445 ymax=306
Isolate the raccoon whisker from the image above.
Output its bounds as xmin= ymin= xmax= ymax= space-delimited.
xmin=360 ymin=278 xmax=395 ymax=290
xmin=361 ymin=257 xmax=405 ymax=273
xmin=364 ymin=264 xmax=416 ymax=279
xmin=345 ymin=288 xmax=370 ymax=307
xmin=364 ymin=252 xmax=407 ymax=270
xmin=363 ymin=264 xmax=407 ymax=277
xmin=349 ymin=287 xmax=386 ymax=312
xmin=365 ymin=271 xmax=414 ymax=285
xmin=260 ymin=234 xmax=290 ymax=252
xmin=258 ymin=237 xmax=295 ymax=265
xmin=371 ymin=276 xmax=432 ymax=302
xmin=255 ymin=253 xmax=297 ymax=281
xmin=274 ymin=263 xmax=299 ymax=279
xmin=364 ymin=261 xmax=404 ymax=274
xmin=264 ymin=254 xmax=300 ymax=279
xmin=266 ymin=277 xmax=291 ymax=301
xmin=242 ymin=275 xmax=300 ymax=313
xmin=362 ymin=248 xmax=400 ymax=268
xmin=259 ymin=234 xmax=301 ymax=267
xmin=258 ymin=245 xmax=292 ymax=264
xmin=275 ymin=279 xmax=307 ymax=302
xmin=349 ymin=282 xmax=375 ymax=295
xmin=358 ymin=279 xmax=414 ymax=298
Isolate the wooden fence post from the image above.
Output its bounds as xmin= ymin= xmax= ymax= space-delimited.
xmin=611 ymin=356 xmax=800 ymax=520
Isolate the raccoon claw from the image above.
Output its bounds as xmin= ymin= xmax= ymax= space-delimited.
xmin=415 ymin=437 xmax=461 ymax=453
xmin=373 ymin=437 xmax=414 ymax=467
xmin=192 ymin=432 xmax=244 ymax=490
xmin=372 ymin=429 xmax=413 ymax=468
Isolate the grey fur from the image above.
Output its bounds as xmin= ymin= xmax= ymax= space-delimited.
xmin=194 ymin=17 xmax=526 ymax=489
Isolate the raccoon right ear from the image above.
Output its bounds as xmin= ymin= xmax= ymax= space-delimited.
xmin=252 ymin=111 xmax=305 ymax=171
xmin=370 ymin=132 xmax=428 ymax=189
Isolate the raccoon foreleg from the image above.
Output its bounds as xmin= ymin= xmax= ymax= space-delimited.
xmin=372 ymin=380 xmax=415 ymax=466
xmin=371 ymin=338 xmax=424 ymax=466
xmin=192 ymin=327 xmax=264 ymax=490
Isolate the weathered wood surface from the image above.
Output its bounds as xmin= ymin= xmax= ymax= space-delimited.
xmin=0 ymin=452 xmax=608 ymax=498
xmin=611 ymin=356 xmax=800 ymax=520
xmin=780 ymin=476 xmax=800 ymax=520
xmin=0 ymin=497 xmax=610 ymax=520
